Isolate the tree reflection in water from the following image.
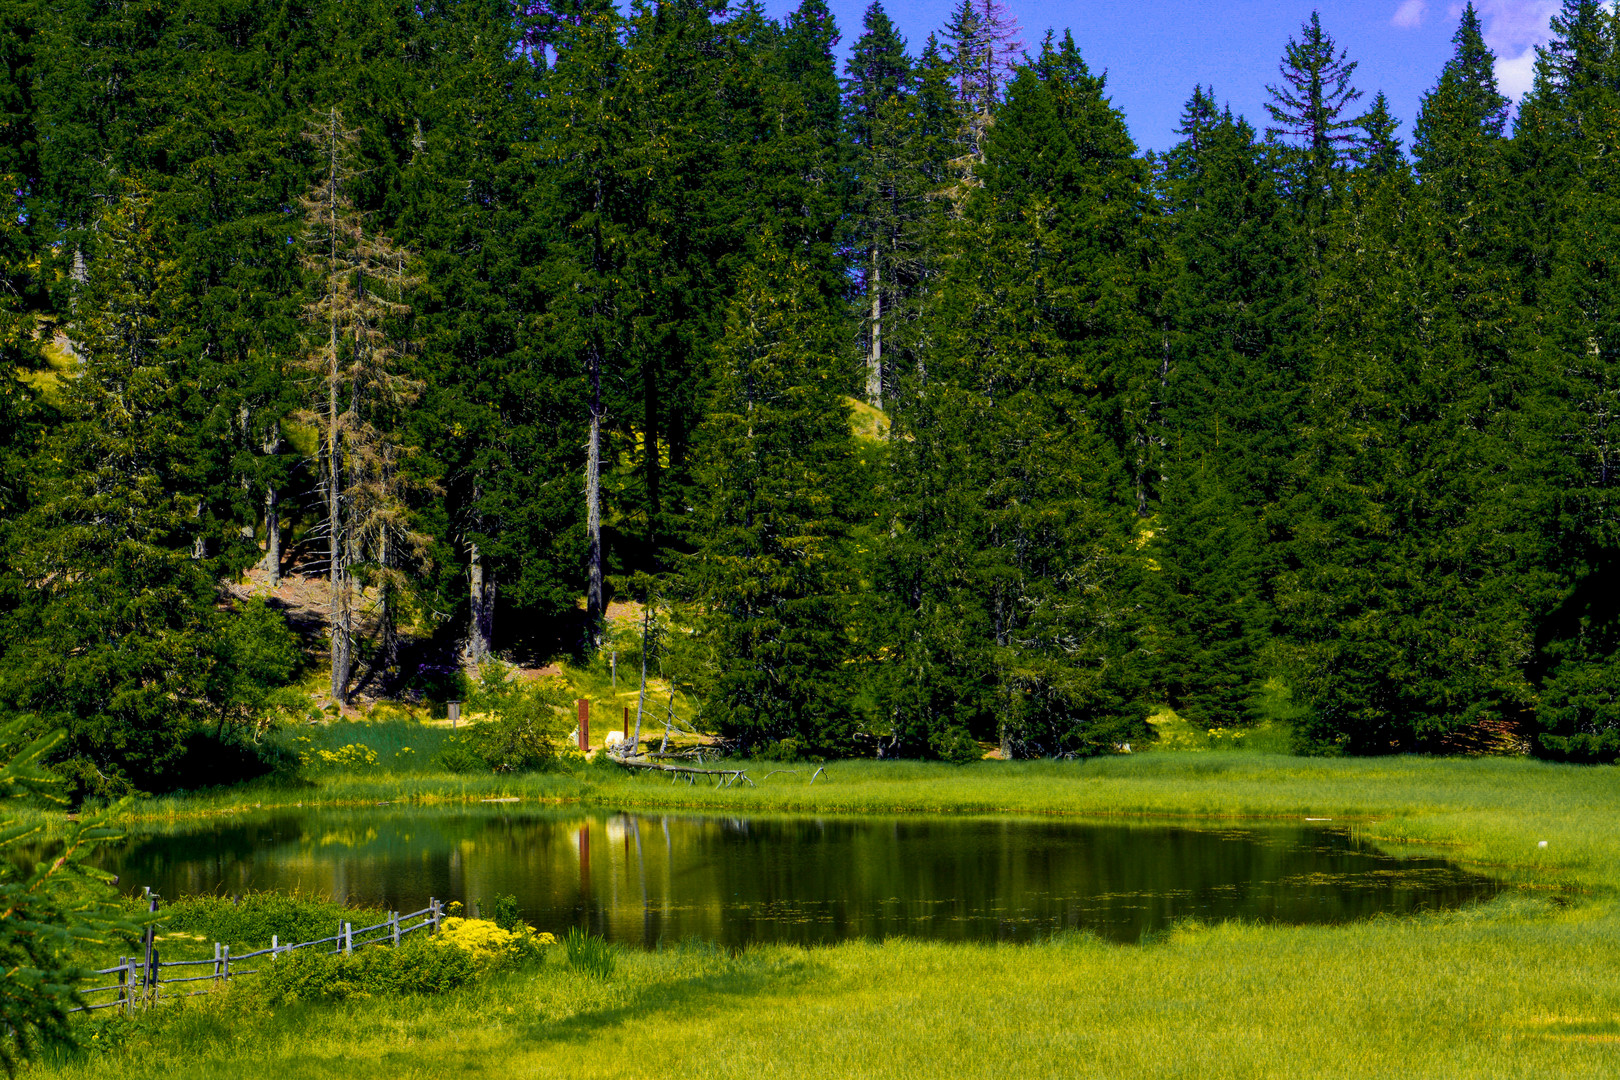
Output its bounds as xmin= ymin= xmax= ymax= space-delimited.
xmin=99 ymin=810 xmax=1499 ymax=945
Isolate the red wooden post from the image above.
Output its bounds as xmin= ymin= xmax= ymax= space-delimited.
xmin=577 ymin=698 xmax=589 ymax=751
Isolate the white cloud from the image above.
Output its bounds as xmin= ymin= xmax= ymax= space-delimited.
xmin=1393 ymin=1 xmax=1428 ymax=29
xmin=1469 ymin=1 xmax=1561 ymax=98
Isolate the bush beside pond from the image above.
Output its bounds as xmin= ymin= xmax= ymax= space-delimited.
xmin=259 ymin=937 xmax=481 ymax=1005
xmin=160 ymin=892 xmax=388 ymax=950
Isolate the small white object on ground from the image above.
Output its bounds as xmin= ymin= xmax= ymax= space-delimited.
xmin=1538 ymin=840 xmax=1549 ymax=849
xmin=604 ymin=731 xmax=627 ymax=748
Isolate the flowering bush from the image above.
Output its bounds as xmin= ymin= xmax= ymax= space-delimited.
xmin=437 ymin=917 xmax=551 ymax=969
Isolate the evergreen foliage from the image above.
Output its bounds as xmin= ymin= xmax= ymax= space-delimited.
xmin=684 ymin=248 xmax=858 ymax=758
xmin=3 ymin=0 xmax=1620 ymax=775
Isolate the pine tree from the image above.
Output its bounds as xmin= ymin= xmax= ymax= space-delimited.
xmin=880 ymin=33 xmax=1151 ymax=759
xmin=1265 ymin=11 xmax=1365 ymax=199
xmin=683 ymin=245 xmax=859 ymax=758
xmin=0 ymin=189 xmax=227 ymax=792
xmin=1153 ymin=89 xmax=1299 ymax=726
xmin=1354 ymin=92 xmax=1405 ymax=176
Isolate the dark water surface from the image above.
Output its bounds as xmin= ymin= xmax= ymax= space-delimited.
xmin=100 ymin=809 xmax=1498 ymax=945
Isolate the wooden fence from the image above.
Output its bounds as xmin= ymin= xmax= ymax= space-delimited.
xmin=72 ymin=896 xmax=446 ymax=1014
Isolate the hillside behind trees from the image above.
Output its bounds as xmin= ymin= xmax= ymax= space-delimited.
xmin=3 ymin=0 xmax=1620 ymax=791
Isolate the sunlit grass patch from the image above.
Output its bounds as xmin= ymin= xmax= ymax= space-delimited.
xmin=41 ymin=897 xmax=1620 ymax=1079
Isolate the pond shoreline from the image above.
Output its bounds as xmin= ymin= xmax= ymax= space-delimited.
xmin=73 ymin=753 xmax=1620 ymax=895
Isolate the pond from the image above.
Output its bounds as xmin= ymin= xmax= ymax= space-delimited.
xmin=100 ymin=808 xmax=1499 ymax=946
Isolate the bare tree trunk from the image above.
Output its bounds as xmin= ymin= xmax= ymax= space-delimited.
xmin=585 ymin=344 xmax=604 ymax=642
xmin=659 ymin=687 xmax=675 ymax=754
xmin=328 ymin=377 xmax=350 ymax=704
xmin=630 ymin=603 xmax=649 ymax=754
xmin=468 ymin=540 xmax=493 ymax=663
xmin=867 ymin=250 xmax=882 ymax=408
xmin=262 ymin=483 xmax=281 ymax=586
xmin=378 ymin=529 xmax=398 ymax=680
xmin=326 ymin=108 xmax=350 ymax=706
xmin=261 ymin=426 xmax=283 ymax=586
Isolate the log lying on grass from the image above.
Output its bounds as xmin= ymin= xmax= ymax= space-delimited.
xmin=609 ymin=754 xmax=755 ymax=787
xmin=608 ymin=754 xmax=826 ymax=787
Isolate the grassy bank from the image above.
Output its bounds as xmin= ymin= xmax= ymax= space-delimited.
xmin=42 ymin=894 xmax=1620 ymax=1079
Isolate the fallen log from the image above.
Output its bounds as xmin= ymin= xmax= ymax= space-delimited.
xmin=609 ymin=755 xmax=754 ymax=788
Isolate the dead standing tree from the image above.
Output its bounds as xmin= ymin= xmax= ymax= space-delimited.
xmin=298 ymin=108 xmax=430 ymax=704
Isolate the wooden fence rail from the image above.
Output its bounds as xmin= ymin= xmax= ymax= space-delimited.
xmin=70 ymin=897 xmax=447 ymax=1015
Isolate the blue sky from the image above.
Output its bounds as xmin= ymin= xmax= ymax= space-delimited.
xmin=762 ymin=1 xmax=1564 ymax=151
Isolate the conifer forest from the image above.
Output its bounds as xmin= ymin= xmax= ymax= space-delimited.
xmin=4 ymin=0 xmax=1620 ymax=794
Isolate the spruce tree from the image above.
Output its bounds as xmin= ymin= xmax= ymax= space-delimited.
xmin=1264 ymin=11 xmax=1365 ymax=200
xmin=0 ymin=189 xmax=275 ymax=793
xmin=683 ymin=245 xmax=859 ymax=758
xmin=881 ymin=34 xmax=1151 ymax=759
xmin=845 ymin=1 xmax=916 ymax=408
xmin=1516 ymin=5 xmax=1620 ymax=759
xmin=1412 ymin=3 xmax=1509 ymax=184
xmin=1153 ymin=89 xmax=1298 ymax=726
xmin=1354 ymin=92 xmax=1405 ymax=176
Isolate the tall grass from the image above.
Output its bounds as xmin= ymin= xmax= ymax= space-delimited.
xmin=41 ymin=894 xmax=1620 ymax=1079
xmin=562 ymin=927 xmax=616 ymax=979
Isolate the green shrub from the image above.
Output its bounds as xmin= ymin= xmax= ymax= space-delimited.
xmin=435 ymin=741 xmax=487 ymax=773
xmin=258 ymin=938 xmax=477 ymax=1005
xmin=462 ymin=669 xmax=571 ymax=772
xmin=162 ymin=892 xmax=386 ymax=950
xmin=484 ymin=894 xmax=522 ymax=933
xmin=758 ymin=738 xmax=804 ymax=763
xmin=930 ymin=727 xmax=982 ymax=765
xmin=564 ymin=926 xmax=616 ymax=979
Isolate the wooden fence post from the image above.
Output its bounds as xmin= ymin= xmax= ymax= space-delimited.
xmin=222 ymin=944 xmax=230 ymax=984
xmin=213 ymin=942 xmax=221 ymax=987
xmin=127 ymin=957 xmax=138 ymax=1011
xmin=430 ymin=897 xmax=440 ymax=935
xmin=576 ymin=699 xmax=589 ymax=751
xmin=344 ymin=922 xmax=352 ymax=955
xmin=391 ymin=912 xmax=399 ymax=947
xmin=271 ymin=934 xmax=278 ymax=958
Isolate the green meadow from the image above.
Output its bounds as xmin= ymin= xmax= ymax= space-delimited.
xmin=31 ymin=745 xmax=1620 ymax=1079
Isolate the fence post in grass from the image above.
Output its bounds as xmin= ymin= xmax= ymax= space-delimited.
xmin=391 ymin=912 xmax=399 ymax=947
xmin=127 ymin=957 xmax=138 ymax=1011
xmin=149 ymin=943 xmax=160 ymax=1004
xmin=576 ymin=699 xmax=589 ymax=752
xmin=223 ymin=945 xmax=230 ymax=985
xmin=213 ymin=942 xmax=221 ymax=987
xmin=271 ymin=934 xmax=278 ymax=958
xmin=141 ymin=896 xmax=157 ymax=993
xmin=430 ymin=897 xmax=440 ymax=935
xmin=117 ymin=957 xmax=126 ymax=1013
xmin=344 ymin=922 xmax=352 ymax=955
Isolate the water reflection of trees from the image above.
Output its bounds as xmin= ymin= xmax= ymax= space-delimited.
xmin=99 ymin=811 xmax=1498 ymax=945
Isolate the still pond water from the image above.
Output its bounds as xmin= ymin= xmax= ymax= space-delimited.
xmin=102 ymin=809 xmax=1497 ymax=946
